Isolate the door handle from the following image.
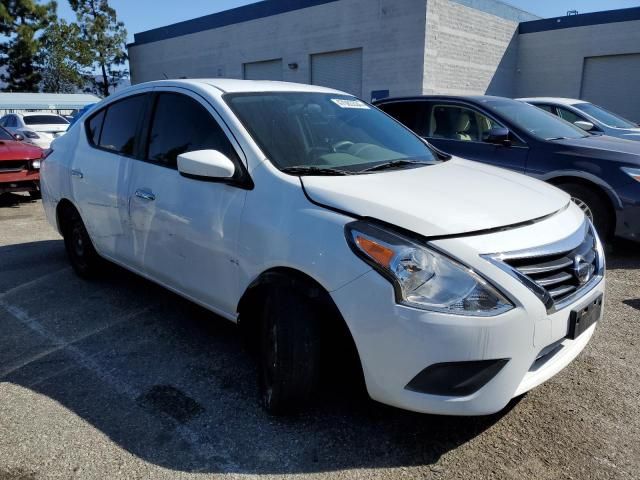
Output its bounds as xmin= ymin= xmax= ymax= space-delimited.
xmin=135 ymin=189 xmax=156 ymax=201
xmin=71 ymin=169 xmax=83 ymax=179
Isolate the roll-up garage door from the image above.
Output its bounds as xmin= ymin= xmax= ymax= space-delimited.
xmin=311 ymin=48 xmax=363 ymax=97
xmin=581 ymin=54 xmax=640 ymax=122
xmin=243 ymin=59 xmax=283 ymax=81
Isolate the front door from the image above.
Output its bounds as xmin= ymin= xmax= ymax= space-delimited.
xmin=127 ymin=88 xmax=248 ymax=315
xmin=424 ymin=103 xmax=529 ymax=173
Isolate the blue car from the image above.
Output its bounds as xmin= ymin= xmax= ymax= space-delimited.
xmin=375 ymin=95 xmax=640 ymax=242
xmin=68 ymin=103 xmax=97 ymax=127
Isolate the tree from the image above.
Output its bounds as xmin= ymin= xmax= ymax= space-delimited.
xmin=69 ymin=0 xmax=128 ymax=97
xmin=0 ymin=0 xmax=57 ymax=92
xmin=40 ymin=20 xmax=92 ymax=93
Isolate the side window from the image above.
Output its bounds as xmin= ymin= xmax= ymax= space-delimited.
xmin=536 ymin=104 xmax=556 ymax=114
xmin=146 ymin=93 xmax=238 ymax=169
xmin=99 ymin=95 xmax=147 ymax=155
xmin=0 ymin=117 xmax=5 ymax=127
xmin=378 ymin=102 xmax=430 ymax=137
xmin=86 ymin=109 xmax=106 ymax=146
xmin=429 ymin=105 xmax=483 ymax=142
xmin=557 ymin=107 xmax=584 ymax=125
xmin=7 ymin=116 xmax=16 ymax=128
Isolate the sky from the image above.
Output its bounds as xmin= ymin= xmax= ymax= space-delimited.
xmin=54 ymin=0 xmax=640 ymax=42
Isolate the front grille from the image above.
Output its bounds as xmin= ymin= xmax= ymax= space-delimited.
xmin=0 ymin=160 xmax=29 ymax=173
xmin=485 ymin=222 xmax=603 ymax=311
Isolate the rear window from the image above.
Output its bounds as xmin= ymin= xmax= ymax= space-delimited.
xmin=23 ymin=115 xmax=69 ymax=125
xmin=86 ymin=109 xmax=106 ymax=146
xmin=98 ymin=95 xmax=147 ymax=156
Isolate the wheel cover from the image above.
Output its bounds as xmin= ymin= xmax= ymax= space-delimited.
xmin=571 ymin=196 xmax=594 ymax=222
xmin=72 ymin=226 xmax=85 ymax=257
xmin=262 ymin=313 xmax=278 ymax=406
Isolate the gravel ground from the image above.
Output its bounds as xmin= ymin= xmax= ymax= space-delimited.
xmin=0 ymin=193 xmax=639 ymax=480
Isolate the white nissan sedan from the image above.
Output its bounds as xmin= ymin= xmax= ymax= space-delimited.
xmin=40 ymin=80 xmax=606 ymax=416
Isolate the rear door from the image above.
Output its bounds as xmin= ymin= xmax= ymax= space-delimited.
xmin=70 ymin=93 xmax=150 ymax=258
xmin=126 ymin=88 xmax=248 ymax=315
xmin=393 ymin=100 xmax=529 ymax=173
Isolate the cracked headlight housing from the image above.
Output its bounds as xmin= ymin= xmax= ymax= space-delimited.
xmin=346 ymin=221 xmax=513 ymax=316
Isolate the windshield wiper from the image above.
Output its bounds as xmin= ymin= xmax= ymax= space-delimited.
xmin=281 ymin=166 xmax=353 ymax=176
xmin=360 ymin=159 xmax=431 ymax=173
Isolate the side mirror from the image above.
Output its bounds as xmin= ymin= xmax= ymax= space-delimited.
xmin=14 ymin=133 xmax=24 ymax=141
xmin=484 ymin=127 xmax=511 ymax=146
xmin=177 ymin=150 xmax=236 ymax=180
xmin=574 ymin=120 xmax=595 ymax=132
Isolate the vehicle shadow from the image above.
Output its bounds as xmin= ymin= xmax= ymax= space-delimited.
xmin=1 ymin=239 xmax=521 ymax=474
xmin=0 ymin=192 xmax=37 ymax=208
xmin=607 ymin=238 xmax=640 ymax=270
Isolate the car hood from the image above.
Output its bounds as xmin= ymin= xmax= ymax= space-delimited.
xmin=0 ymin=140 xmax=42 ymax=160
xmin=552 ymin=135 xmax=640 ymax=164
xmin=302 ymin=158 xmax=570 ymax=238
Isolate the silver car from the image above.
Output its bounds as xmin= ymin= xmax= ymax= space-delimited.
xmin=519 ymin=97 xmax=640 ymax=142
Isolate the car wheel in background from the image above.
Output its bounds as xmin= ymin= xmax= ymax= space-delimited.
xmin=259 ymin=288 xmax=321 ymax=415
xmin=558 ymin=183 xmax=613 ymax=239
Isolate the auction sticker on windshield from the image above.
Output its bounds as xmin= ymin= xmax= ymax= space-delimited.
xmin=331 ymin=99 xmax=370 ymax=109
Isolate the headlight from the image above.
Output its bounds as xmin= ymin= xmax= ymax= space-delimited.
xmin=621 ymin=167 xmax=640 ymax=182
xmin=31 ymin=159 xmax=41 ymax=169
xmin=345 ymin=221 xmax=514 ymax=316
xmin=24 ymin=131 xmax=40 ymax=139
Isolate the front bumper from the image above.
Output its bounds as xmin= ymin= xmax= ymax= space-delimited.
xmin=331 ymin=203 xmax=605 ymax=416
xmin=615 ymin=181 xmax=640 ymax=242
xmin=0 ymin=169 xmax=40 ymax=194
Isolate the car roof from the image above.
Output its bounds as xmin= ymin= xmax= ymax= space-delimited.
xmin=20 ymin=112 xmax=67 ymax=117
xmin=374 ymin=95 xmax=515 ymax=104
xmin=517 ymin=97 xmax=588 ymax=106
xmin=123 ymin=79 xmax=348 ymax=95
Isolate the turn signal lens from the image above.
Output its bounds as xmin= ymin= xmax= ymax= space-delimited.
xmin=355 ymin=235 xmax=394 ymax=268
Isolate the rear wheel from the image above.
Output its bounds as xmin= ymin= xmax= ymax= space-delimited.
xmin=61 ymin=209 xmax=103 ymax=279
xmin=557 ymin=183 xmax=613 ymax=239
xmin=259 ymin=287 xmax=321 ymax=415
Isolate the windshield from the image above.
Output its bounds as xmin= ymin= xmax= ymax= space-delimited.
xmin=486 ymin=99 xmax=589 ymax=141
xmin=574 ymin=103 xmax=638 ymax=129
xmin=225 ymin=92 xmax=437 ymax=173
xmin=0 ymin=127 xmax=13 ymax=141
xmin=24 ymin=115 xmax=69 ymax=125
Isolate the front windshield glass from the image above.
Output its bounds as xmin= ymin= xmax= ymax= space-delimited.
xmin=574 ymin=103 xmax=637 ymax=129
xmin=0 ymin=127 xmax=13 ymax=141
xmin=225 ymin=92 xmax=437 ymax=173
xmin=485 ymin=99 xmax=589 ymax=141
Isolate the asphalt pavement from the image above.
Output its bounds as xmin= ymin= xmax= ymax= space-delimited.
xmin=1 ymin=193 xmax=639 ymax=480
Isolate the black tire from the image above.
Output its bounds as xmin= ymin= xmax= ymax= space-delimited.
xmin=259 ymin=287 xmax=321 ymax=415
xmin=29 ymin=190 xmax=41 ymax=200
xmin=557 ymin=183 xmax=613 ymax=239
xmin=62 ymin=209 xmax=103 ymax=279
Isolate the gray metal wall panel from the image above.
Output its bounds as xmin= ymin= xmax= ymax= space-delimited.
xmin=581 ymin=54 xmax=640 ymax=121
xmin=311 ymin=49 xmax=363 ymax=97
xmin=243 ymin=59 xmax=284 ymax=81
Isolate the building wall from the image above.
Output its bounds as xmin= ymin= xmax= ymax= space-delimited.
xmin=129 ymin=0 xmax=429 ymax=100
xmin=422 ymin=0 xmax=536 ymax=96
xmin=516 ymin=20 xmax=640 ymax=100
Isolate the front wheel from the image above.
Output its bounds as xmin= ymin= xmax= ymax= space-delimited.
xmin=557 ymin=183 xmax=613 ymax=239
xmin=259 ymin=288 xmax=321 ymax=415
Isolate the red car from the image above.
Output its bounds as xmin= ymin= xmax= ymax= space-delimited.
xmin=0 ymin=126 xmax=43 ymax=198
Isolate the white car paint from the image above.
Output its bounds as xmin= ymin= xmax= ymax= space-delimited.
xmin=519 ymin=97 xmax=640 ymax=141
xmin=0 ymin=112 xmax=69 ymax=149
xmin=41 ymin=79 xmax=606 ymax=415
